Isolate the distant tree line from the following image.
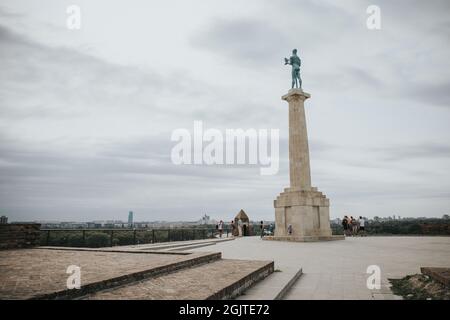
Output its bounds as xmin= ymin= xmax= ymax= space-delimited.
xmin=40 ymin=228 xmax=219 ymax=248
xmin=331 ymin=217 xmax=450 ymax=236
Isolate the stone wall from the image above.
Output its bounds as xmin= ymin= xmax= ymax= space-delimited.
xmin=0 ymin=223 xmax=41 ymax=250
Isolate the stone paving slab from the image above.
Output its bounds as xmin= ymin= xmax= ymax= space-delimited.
xmin=84 ymin=259 xmax=274 ymax=300
xmin=0 ymin=248 xmax=219 ymax=299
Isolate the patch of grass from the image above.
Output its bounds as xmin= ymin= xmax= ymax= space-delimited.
xmin=389 ymin=274 xmax=450 ymax=300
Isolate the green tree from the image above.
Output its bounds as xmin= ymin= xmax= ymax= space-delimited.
xmin=85 ymin=232 xmax=110 ymax=248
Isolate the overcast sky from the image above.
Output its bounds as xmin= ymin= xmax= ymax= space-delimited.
xmin=1 ymin=0 xmax=449 ymax=222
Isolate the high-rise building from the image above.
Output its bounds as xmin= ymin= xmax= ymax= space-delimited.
xmin=0 ymin=216 xmax=8 ymax=224
xmin=128 ymin=211 xmax=133 ymax=227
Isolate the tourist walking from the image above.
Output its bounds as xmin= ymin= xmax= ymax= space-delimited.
xmin=218 ymin=220 xmax=224 ymax=238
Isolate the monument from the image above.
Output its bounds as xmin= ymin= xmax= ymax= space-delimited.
xmin=265 ymin=49 xmax=344 ymax=242
xmin=233 ymin=209 xmax=251 ymax=236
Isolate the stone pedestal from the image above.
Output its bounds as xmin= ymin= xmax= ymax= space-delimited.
xmin=265 ymin=89 xmax=344 ymax=242
xmin=273 ymin=187 xmax=333 ymax=239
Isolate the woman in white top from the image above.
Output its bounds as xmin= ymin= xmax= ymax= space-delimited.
xmin=237 ymin=219 xmax=243 ymax=237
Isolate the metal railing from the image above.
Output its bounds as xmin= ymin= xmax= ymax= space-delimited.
xmin=40 ymin=228 xmax=231 ymax=248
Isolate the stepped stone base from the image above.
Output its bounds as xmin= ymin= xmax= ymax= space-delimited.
xmin=274 ymin=187 xmax=342 ymax=240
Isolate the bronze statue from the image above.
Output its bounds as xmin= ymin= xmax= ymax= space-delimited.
xmin=284 ymin=49 xmax=302 ymax=89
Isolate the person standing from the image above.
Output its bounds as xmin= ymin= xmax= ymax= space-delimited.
xmin=342 ymin=216 xmax=349 ymax=236
xmin=218 ymin=220 xmax=224 ymax=238
xmin=350 ymin=216 xmax=358 ymax=236
xmin=349 ymin=216 xmax=354 ymax=236
xmin=260 ymin=220 xmax=264 ymax=238
xmin=359 ymin=216 xmax=366 ymax=236
xmin=237 ymin=218 xmax=243 ymax=237
xmin=287 ymin=224 xmax=293 ymax=235
xmin=230 ymin=220 xmax=236 ymax=237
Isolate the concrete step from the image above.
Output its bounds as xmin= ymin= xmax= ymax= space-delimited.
xmin=83 ymin=259 xmax=274 ymax=300
xmin=39 ymin=238 xmax=234 ymax=253
xmin=237 ymin=267 xmax=303 ymax=300
xmin=164 ymin=242 xmax=217 ymax=251
xmin=121 ymin=237 xmax=234 ymax=251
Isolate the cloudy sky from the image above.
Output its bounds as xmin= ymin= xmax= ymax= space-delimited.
xmin=1 ymin=0 xmax=449 ymax=222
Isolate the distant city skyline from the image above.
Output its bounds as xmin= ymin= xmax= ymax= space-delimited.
xmin=1 ymin=1 xmax=449 ymax=222
xmin=8 ymin=212 xmax=448 ymax=224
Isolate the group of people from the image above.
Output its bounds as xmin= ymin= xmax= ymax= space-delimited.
xmin=217 ymin=216 xmax=366 ymax=238
xmin=216 ymin=219 xmax=245 ymax=238
xmin=216 ymin=220 xmax=270 ymax=238
xmin=342 ymin=215 xmax=366 ymax=236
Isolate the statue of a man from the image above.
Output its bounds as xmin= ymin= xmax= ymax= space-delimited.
xmin=284 ymin=49 xmax=302 ymax=89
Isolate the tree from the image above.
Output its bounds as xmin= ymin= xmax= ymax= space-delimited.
xmin=86 ymin=232 xmax=110 ymax=248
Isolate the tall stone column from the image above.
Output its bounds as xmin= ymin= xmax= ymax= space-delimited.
xmin=264 ymin=89 xmax=344 ymax=242
xmin=282 ymin=89 xmax=311 ymax=191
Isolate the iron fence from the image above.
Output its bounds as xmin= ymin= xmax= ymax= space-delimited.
xmin=40 ymin=228 xmax=230 ymax=248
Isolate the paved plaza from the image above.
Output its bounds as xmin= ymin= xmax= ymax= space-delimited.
xmin=191 ymin=236 xmax=450 ymax=299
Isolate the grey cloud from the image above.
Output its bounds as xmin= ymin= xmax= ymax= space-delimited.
xmin=0 ymin=23 xmax=218 ymax=127
xmin=191 ymin=18 xmax=288 ymax=66
xmin=378 ymin=143 xmax=450 ymax=161
xmin=0 ymin=24 xmax=162 ymax=114
xmin=409 ymin=81 xmax=450 ymax=108
xmin=0 ymin=6 xmax=23 ymax=18
xmin=315 ymin=142 xmax=450 ymax=167
xmin=346 ymin=67 xmax=381 ymax=88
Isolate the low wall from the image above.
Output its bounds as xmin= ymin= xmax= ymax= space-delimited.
xmin=0 ymin=223 xmax=41 ymax=250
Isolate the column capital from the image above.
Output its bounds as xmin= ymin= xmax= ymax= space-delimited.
xmin=282 ymin=89 xmax=311 ymax=102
